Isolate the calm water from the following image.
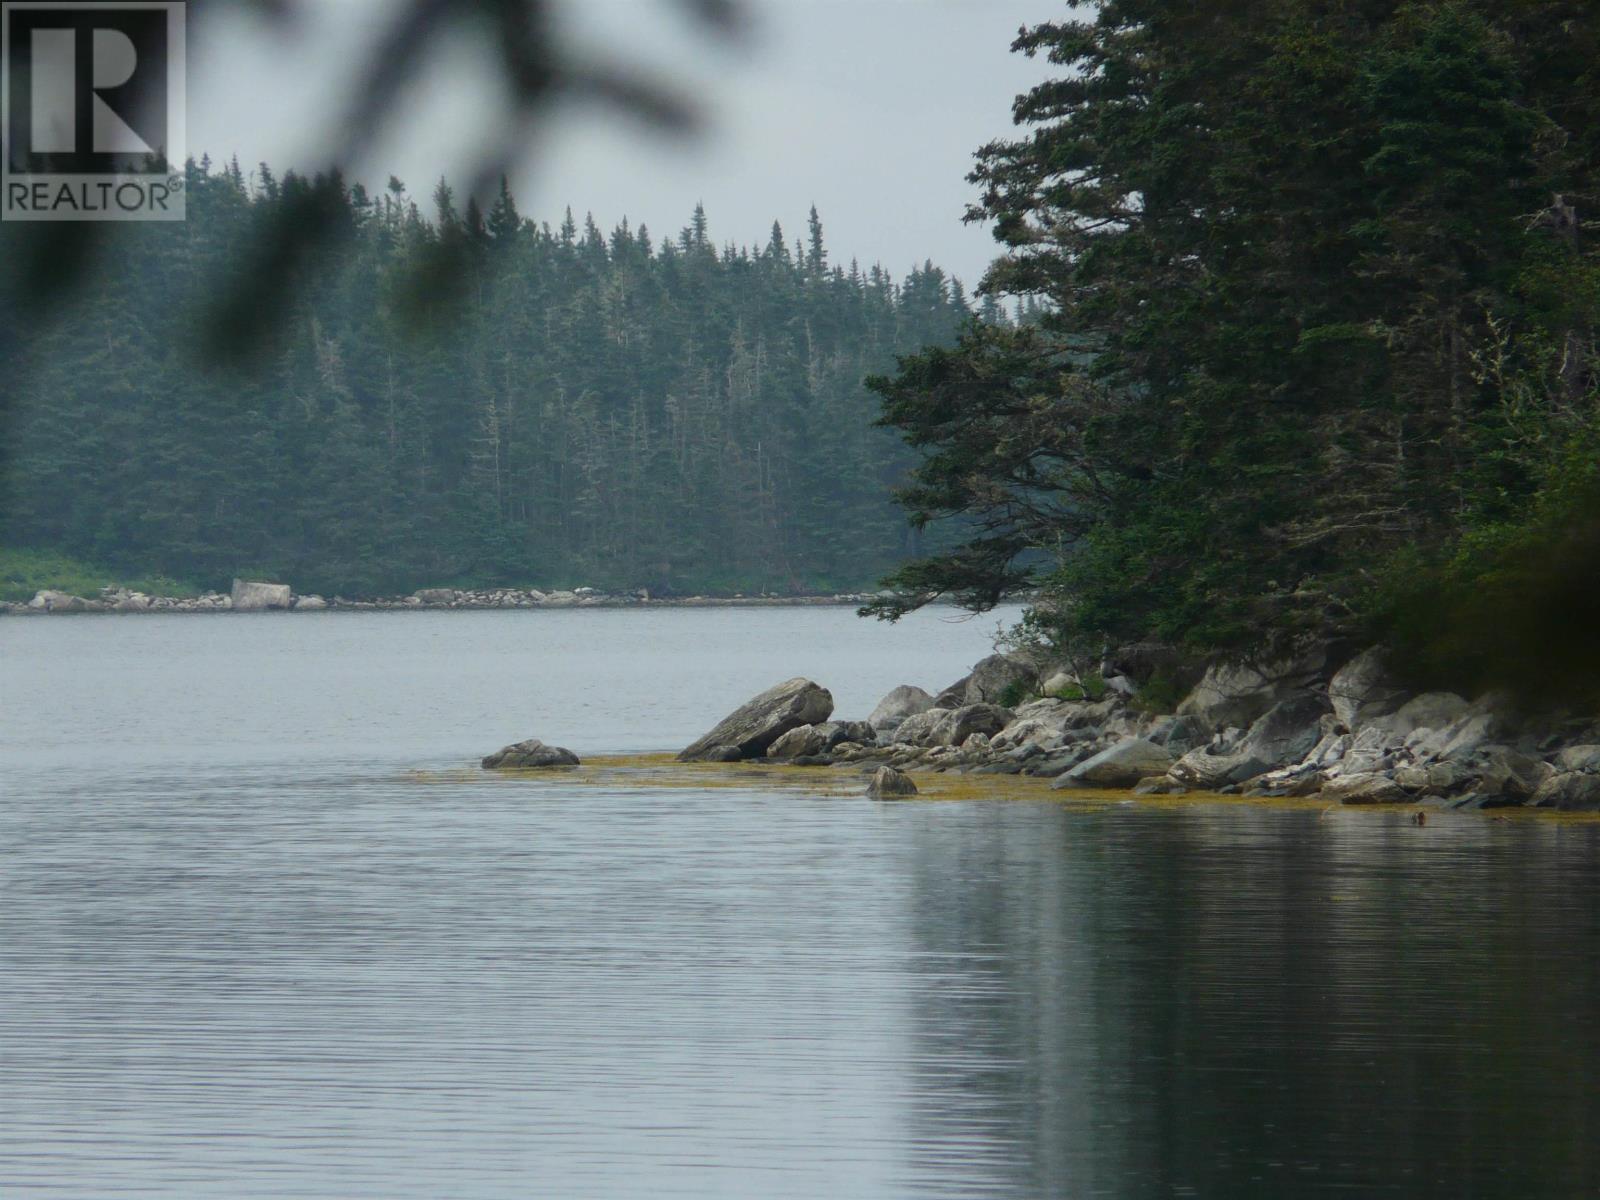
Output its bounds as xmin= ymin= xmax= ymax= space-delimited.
xmin=2 ymin=608 xmax=1597 ymax=1199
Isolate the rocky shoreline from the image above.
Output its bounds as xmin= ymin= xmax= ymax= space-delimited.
xmin=487 ymin=646 xmax=1600 ymax=814
xmin=3 ymin=578 xmax=882 ymax=615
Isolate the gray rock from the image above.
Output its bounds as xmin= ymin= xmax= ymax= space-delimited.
xmin=1060 ymin=737 xmax=1176 ymax=788
xmin=1371 ymin=692 xmax=1469 ymax=740
xmin=1393 ymin=765 xmax=1431 ymax=792
xmin=893 ymin=708 xmax=952 ymax=748
xmin=868 ymin=685 xmax=936 ymax=731
xmin=1555 ymin=745 xmax=1600 ymax=774
xmin=948 ymin=703 xmax=1015 ymax=747
xmin=893 ymin=703 xmax=1013 ymax=749
xmin=1240 ymin=695 xmax=1329 ymax=767
xmin=542 ymin=590 xmax=580 ymax=607
xmin=482 ymin=738 xmax=580 ymax=768
xmin=990 ymin=718 xmax=1058 ymax=753
xmin=292 ymin=594 xmax=328 ymax=611
xmin=868 ymin=766 xmax=919 ymax=798
xmin=1530 ymin=772 xmax=1600 ymax=812
xmin=1040 ymin=670 xmax=1076 ymax=696
xmin=931 ymin=653 xmax=1040 ymax=708
xmin=820 ymin=720 xmax=876 ymax=749
xmin=962 ymin=654 xmax=1037 ymax=705
xmin=1420 ymin=711 xmax=1502 ymax=762
xmin=1469 ymin=746 xmax=1551 ymax=801
xmin=231 ymin=579 xmax=291 ymax=612
xmin=1146 ymin=714 xmax=1209 ymax=754
xmin=1328 ymin=647 xmax=1405 ymax=730
xmin=1176 ymin=649 xmax=1330 ymax=731
xmin=113 ymin=594 xmax=152 ymax=612
xmin=29 ymin=589 xmax=91 ymax=612
xmin=767 ymin=724 xmax=829 ymax=760
xmin=1133 ymin=776 xmax=1186 ymax=796
xmin=1170 ymin=746 xmax=1273 ymax=790
xmin=413 ymin=588 xmax=457 ymax=605
xmin=678 ymin=678 xmax=834 ymax=762
xmin=1321 ymin=773 xmax=1408 ymax=805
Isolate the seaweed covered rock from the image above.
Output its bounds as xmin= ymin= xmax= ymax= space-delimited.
xmin=482 ymin=739 xmax=580 ymax=768
xmin=867 ymin=766 xmax=919 ymax=798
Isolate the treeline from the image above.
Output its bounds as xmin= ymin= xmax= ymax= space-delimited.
xmin=872 ymin=0 xmax=1600 ymax=702
xmin=0 ymin=162 xmax=987 ymax=595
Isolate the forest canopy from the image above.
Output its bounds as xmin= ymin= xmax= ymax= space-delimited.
xmin=0 ymin=163 xmax=982 ymax=596
xmin=869 ymin=0 xmax=1600 ymax=701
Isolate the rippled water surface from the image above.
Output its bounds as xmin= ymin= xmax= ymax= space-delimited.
xmin=3 ymin=608 xmax=1598 ymax=1198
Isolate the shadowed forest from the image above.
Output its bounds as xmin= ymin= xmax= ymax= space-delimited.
xmin=0 ymin=162 xmax=987 ymax=596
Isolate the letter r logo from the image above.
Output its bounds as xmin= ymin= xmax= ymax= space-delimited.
xmin=2 ymin=2 xmax=185 ymax=220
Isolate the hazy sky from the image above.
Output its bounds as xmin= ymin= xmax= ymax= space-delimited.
xmin=189 ymin=0 xmax=1065 ymax=287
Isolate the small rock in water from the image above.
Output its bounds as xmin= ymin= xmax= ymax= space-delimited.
xmin=867 ymin=766 xmax=918 ymax=799
xmin=481 ymin=739 xmax=580 ymax=769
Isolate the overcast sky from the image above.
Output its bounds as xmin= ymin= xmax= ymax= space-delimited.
xmin=188 ymin=0 xmax=1065 ymax=288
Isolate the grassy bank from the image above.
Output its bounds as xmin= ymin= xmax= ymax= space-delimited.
xmin=0 ymin=549 xmax=201 ymax=604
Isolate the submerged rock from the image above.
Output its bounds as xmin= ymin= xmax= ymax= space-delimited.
xmin=678 ymin=677 xmax=834 ymax=762
xmin=867 ymin=766 xmax=919 ymax=798
xmin=482 ymin=738 xmax=580 ymax=768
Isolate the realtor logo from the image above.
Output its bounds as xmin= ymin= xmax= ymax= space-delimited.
xmin=2 ymin=1 xmax=185 ymax=220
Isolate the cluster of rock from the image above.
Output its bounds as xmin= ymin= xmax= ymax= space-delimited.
xmin=4 ymin=580 xmax=883 ymax=615
xmin=651 ymin=647 xmax=1600 ymax=812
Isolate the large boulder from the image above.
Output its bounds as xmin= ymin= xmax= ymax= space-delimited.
xmin=1240 ymin=695 xmax=1329 ymax=767
xmin=1176 ymin=649 xmax=1330 ymax=731
xmin=231 ymin=579 xmax=291 ymax=612
xmin=678 ymin=678 xmax=834 ymax=762
xmin=1170 ymin=746 xmax=1273 ymax=790
xmin=1530 ymin=772 xmax=1600 ymax=812
xmin=933 ymin=654 xmax=1037 ymax=709
xmin=868 ymin=685 xmax=936 ymax=732
xmin=892 ymin=703 xmax=1014 ymax=749
xmin=1328 ymin=647 xmax=1406 ymax=730
xmin=1055 ymin=737 xmax=1176 ymax=789
xmin=1555 ymin=745 xmax=1600 ymax=774
xmin=963 ymin=654 xmax=1037 ymax=705
xmin=413 ymin=588 xmax=458 ymax=605
xmin=1468 ymin=746 xmax=1552 ymax=801
xmin=482 ymin=739 xmax=580 ymax=768
xmin=28 ymin=589 xmax=90 ymax=612
xmin=893 ymin=708 xmax=953 ymax=747
xmin=1370 ymin=692 xmax=1470 ymax=740
xmin=949 ymin=703 xmax=1014 ymax=746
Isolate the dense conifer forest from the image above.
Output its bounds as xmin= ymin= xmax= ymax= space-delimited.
xmin=0 ymin=162 xmax=981 ymax=596
xmin=871 ymin=0 xmax=1600 ymax=702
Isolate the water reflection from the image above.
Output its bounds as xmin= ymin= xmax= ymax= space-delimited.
xmin=898 ymin=803 xmax=1600 ymax=1198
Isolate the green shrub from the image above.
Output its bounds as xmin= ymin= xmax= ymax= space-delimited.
xmin=0 ymin=548 xmax=200 ymax=603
